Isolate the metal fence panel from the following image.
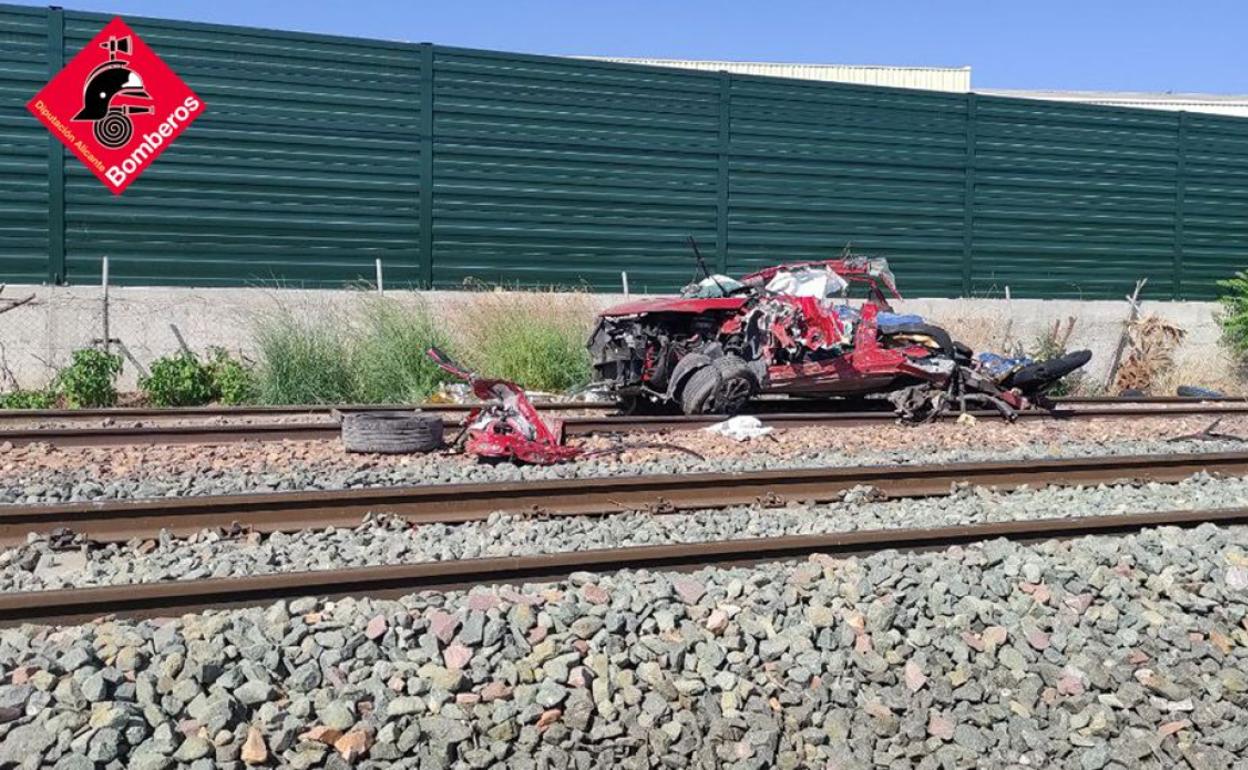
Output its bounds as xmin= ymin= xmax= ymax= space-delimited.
xmin=430 ymin=47 xmax=721 ymax=292
xmin=59 ymin=10 xmax=422 ymax=288
xmin=970 ymin=96 xmax=1183 ymax=299
xmin=1183 ymin=112 xmax=1248 ymax=300
xmin=728 ymin=76 xmax=969 ymax=296
xmin=0 ymin=3 xmax=50 ymax=284
xmin=1 ymin=3 xmax=1247 ymax=299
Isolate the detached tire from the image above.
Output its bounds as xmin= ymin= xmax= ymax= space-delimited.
xmin=1176 ymin=385 xmax=1226 ymax=399
xmin=1006 ymin=350 xmax=1092 ymax=394
xmin=878 ymin=322 xmax=956 ymax=356
xmin=341 ymin=411 xmax=443 ymax=454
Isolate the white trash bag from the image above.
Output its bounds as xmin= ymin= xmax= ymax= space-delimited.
xmin=704 ymin=415 xmax=773 ymax=441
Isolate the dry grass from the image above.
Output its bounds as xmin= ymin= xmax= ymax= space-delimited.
xmin=1113 ymin=314 xmax=1186 ymax=394
xmin=1153 ymin=350 xmax=1248 ymax=397
xmin=927 ymin=314 xmax=1024 ymax=358
xmin=927 ymin=313 xmax=1112 ymax=395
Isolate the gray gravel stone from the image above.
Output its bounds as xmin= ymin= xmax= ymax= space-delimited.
xmin=8 ymin=472 xmax=1248 ymax=593
xmin=6 ymin=517 xmax=1248 ymax=767
xmin=233 ymin=680 xmax=274 ymax=706
xmin=2 ymin=433 xmax=1242 ymax=508
xmin=0 ymin=722 xmax=53 ymax=765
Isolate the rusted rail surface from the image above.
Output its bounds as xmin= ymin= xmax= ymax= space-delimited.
xmin=4 ymin=450 xmax=1248 ymax=546
xmin=5 ymin=401 xmax=1248 ymax=448
xmin=0 ymin=393 xmax=1236 ymax=427
xmin=3 ymin=504 xmax=1247 ymax=627
xmin=559 ymin=403 xmax=1248 ymax=436
xmin=0 ymin=401 xmax=609 ymax=424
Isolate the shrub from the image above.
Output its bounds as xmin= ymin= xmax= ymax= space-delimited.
xmin=250 ymin=304 xmax=357 ymax=405
xmin=206 ymin=347 xmax=255 ymax=405
xmin=0 ymin=390 xmax=57 ymax=409
xmin=140 ymin=351 xmax=216 ymax=407
xmin=55 ymin=348 xmax=123 ymax=408
xmin=1217 ymin=271 xmax=1248 ymax=361
xmin=457 ymin=290 xmax=595 ymax=392
xmin=352 ymin=297 xmax=453 ymax=403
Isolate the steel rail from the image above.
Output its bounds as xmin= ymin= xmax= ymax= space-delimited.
xmin=3 ymin=504 xmax=1247 ymax=627
xmin=5 ymin=402 xmax=1248 ymax=448
xmin=559 ymin=403 xmax=1248 ymax=436
xmin=0 ymin=401 xmax=609 ymax=424
xmin=0 ymin=393 xmax=1237 ymax=426
xmin=4 ymin=450 xmax=1248 ymax=546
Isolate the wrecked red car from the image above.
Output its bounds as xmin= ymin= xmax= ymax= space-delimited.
xmin=587 ymin=255 xmax=1090 ymax=419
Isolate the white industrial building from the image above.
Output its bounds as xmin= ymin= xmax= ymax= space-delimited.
xmin=587 ymin=58 xmax=1248 ymax=117
xmin=583 ymin=57 xmax=972 ymax=92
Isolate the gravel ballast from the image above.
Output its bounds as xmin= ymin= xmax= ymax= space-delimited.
xmin=5 ymin=473 xmax=1248 ymax=592
xmin=2 ymin=413 xmax=1248 ymax=505
xmin=4 ymin=525 xmax=1248 ymax=768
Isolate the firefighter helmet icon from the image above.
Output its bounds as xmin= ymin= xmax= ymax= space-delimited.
xmin=72 ymin=35 xmax=152 ymax=149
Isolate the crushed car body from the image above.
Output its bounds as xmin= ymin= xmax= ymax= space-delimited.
xmin=587 ymin=253 xmax=1091 ymax=418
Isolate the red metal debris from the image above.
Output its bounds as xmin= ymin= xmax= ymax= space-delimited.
xmin=427 ymin=347 xmax=581 ymax=465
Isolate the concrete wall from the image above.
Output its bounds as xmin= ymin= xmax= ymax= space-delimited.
xmin=0 ymin=284 xmax=1228 ymax=392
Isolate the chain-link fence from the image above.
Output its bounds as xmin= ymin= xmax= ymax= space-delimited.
xmin=0 ymin=284 xmax=271 ymax=390
xmin=0 ymin=287 xmax=107 ymax=390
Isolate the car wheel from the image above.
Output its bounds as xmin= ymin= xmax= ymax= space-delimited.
xmin=341 ymin=411 xmax=444 ymax=453
xmin=709 ymin=355 xmax=757 ymax=414
xmin=680 ymin=355 xmax=758 ymax=415
xmin=679 ymin=365 xmax=720 ymax=415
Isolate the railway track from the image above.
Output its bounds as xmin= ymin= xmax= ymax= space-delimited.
xmin=3 ymin=446 xmax=1247 ymax=626
xmin=0 ymin=393 xmax=1238 ymax=425
xmin=4 ymin=449 xmax=1248 ymax=546
xmin=3 ymin=399 xmax=1248 ymax=448
xmin=2 ymin=503 xmax=1245 ymax=627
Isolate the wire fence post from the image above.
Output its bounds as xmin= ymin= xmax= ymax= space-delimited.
xmin=375 ymin=258 xmax=384 ymax=294
xmin=621 ymin=271 xmax=630 ymax=296
xmin=100 ymin=256 xmax=110 ymax=353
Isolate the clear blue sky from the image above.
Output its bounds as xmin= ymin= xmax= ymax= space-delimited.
xmin=12 ymin=0 xmax=1246 ymax=92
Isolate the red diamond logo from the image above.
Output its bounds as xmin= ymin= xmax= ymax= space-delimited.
xmin=27 ymin=17 xmax=205 ymax=194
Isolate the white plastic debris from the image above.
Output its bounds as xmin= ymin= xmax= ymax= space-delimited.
xmin=704 ymin=415 xmax=773 ymax=441
xmin=765 ymin=267 xmax=848 ymax=299
xmin=684 ymin=274 xmax=744 ymax=298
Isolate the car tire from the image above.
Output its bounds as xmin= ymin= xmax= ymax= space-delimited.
xmin=1176 ymin=385 xmax=1226 ymax=399
xmin=680 ymin=355 xmax=758 ymax=415
xmin=1006 ymin=350 xmax=1093 ymax=394
xmin=709 ymin=355 xmax=758 ymax=414
xmin=341 ymin=411 xmax=444 ymax=454
xmin=679 ymin=364 xmax=720 ymax=415
xmin=878 ymin=322 xmax=955 ymax=356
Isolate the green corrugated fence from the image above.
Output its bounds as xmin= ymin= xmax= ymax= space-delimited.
xmin=1 ymin=3 xmax=1245 ymax=299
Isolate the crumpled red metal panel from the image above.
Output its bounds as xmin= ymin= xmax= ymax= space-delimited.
xmin=427 ymin=347 xmax=581 ymax=465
